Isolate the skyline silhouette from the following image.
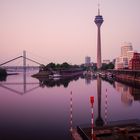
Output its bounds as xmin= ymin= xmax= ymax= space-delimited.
xmin=0 ymin=0 xmax=140 ymax=65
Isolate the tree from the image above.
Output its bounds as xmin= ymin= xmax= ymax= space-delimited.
xmin=56 ymin=64 xmax=61 ymax=69
xmin=0 ymin=68 xmax=7 ymax=76
xmin=46 ymin=62 xmax=56 ymax=69
xmin=0 ymin=68 xmax=7 ymax=81
xmin=101 ymin=62 xmax=114 ymax=70
xmin=101 ymin=64 xmax=108 ymax=70
xmin=108 ymin=62 xmax=114 ymax=69
xmin=61 ymin=62 xmax=70 ymax=69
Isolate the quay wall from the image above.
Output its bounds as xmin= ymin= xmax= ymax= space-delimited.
xmin=108 ymin=69 xmax=140 ymax=85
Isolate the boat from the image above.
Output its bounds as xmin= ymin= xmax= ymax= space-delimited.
xmin=49 ymin=73 xmax=62 ymax=80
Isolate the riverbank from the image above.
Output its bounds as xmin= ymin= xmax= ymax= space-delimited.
xmin=74 ymin=119 xmax=140 ymax=140
xmin=115 ymin=74 xmax=140 ymax=85
xmin=107 ymin=69 xmax=140 ymax=85
xmin=32 ymin=69 xmax=84 ymax=78
xmin=32 ymin=71 xmax=50 ymax=78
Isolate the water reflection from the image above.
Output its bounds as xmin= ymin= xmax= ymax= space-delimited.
xmin=84 ymin=76 xmax=96 ymax=85
xmin=1 ymin=72 xmax=140 ymax=104
xmin=0 ymin=75 xmax=7 ymax=81
xmin=114 ymin=81 xmax=140 ymax=105
xmin=101 ymin=77 xmax=140 ymax=104
xmin=0 ymin=72 xmax=39 ymax=95
xmin=0 ymin=72 xmax=140 ymax=140
xmin=95 ymin=76 xmax=104 ymax=127
xmin=36 ymin=76 xmax=80 ymax=88
xmin=82 ymin=75 xmax=140 ymax=127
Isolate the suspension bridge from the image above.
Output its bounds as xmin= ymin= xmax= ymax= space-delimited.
xmin=0 ymin=50 xmax=44 ymax=70
xmin=0 ymin=51 xmax=44 ymax=95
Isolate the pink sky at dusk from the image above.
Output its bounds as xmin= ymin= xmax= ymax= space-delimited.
xmin=0 ymin=0 xmax=140 ymax=65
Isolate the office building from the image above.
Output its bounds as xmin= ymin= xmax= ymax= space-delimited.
xmin=129 ymin=52 xmax=140 ymax=70
xmin=85 ymin=56 xmax=91 ymax=66
xmin=121 ymin=42 xmax=133 ymax=57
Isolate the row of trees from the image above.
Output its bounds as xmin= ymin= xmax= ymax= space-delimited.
xmin=82 ymin=62 xmax=114 ymax=71
xmin=100 ymin=62 xmax=114 ymax=70
xmin=40 ymin=62 xmax=114 ymax=72
xmin=40 ymin=62 xmax=80 ymax=71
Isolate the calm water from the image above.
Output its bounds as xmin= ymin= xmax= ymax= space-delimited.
xmin=0 ymin=71 xmax=140 ymax=140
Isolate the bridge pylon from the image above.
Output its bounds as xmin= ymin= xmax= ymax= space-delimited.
xmin=23 ymin=50 xmax=26 ymax=93
xmin=23 ymin=50 xmax=26 ymax=68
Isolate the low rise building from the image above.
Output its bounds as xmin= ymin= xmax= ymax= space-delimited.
xmin=115 ymin=43 xmax=138 ymax=70
xmin=103 ymin=59 xmax=110 ymax=64
xmin=85 ymin=56 xmax=91 ymax=66
xmin=127 ymin=51 xmax=136 ymax=61
xmin=115 ymin=56 xmax=128 ymax=69
xmin=129 ymin=52 xmax=140 ymax=70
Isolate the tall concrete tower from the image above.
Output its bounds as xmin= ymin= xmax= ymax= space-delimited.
xmin=94 ymin=5 xmax=104 ymax=69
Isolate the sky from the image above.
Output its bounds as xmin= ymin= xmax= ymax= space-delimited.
xmin=0 ymin=0 xmax=140 ymax=66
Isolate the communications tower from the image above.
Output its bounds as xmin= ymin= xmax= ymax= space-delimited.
xmin=94 ymin=4 xmax=104 ymax=69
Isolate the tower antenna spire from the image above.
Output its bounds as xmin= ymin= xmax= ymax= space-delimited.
xmin=98 ymin=0 xmax=100 ymax=15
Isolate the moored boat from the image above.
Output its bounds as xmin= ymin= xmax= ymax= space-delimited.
xmin=49 ymin=73 xmax=62 ymax=79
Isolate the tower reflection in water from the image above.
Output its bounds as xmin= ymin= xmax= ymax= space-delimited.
xmin=95 ymin=76 xmax=104 ymax=127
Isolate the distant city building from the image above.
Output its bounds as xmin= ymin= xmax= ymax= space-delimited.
xmin=85 ymin=56 xmax=91 ymax=66
xmin=115 ymin=42 xmax=135 ymax=69
xmin=115 ymin=57 xmax=128 ymax=69
xmin=121 ymin=42 xmax=133 ymax=57
xmin=103 ymin=59 xmax=110 ymax=64
xmin=127 ymin=51 xmax=136 ymax=61
xmin=129 ymin=52 xmax=140 ymax=70
xmin=112 ymin=59 xmax=116 ymax=65
xmin=115 ymin=57 xmax=121 ymax=69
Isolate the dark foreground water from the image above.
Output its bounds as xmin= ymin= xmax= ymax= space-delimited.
xmin=0 ymin=72 xmax=140 ymax=140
